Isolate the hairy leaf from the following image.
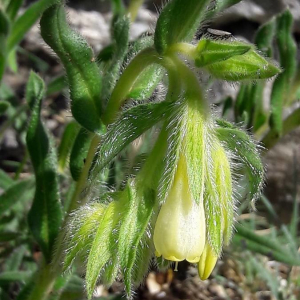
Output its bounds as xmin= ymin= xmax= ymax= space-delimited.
xmin=57 ymin=121 xmax=79 ymax=173
xmin=40 ymin=5 xmax=102 ymax=132
xmin=70 ymin=128 xmax=93 ymax=181
xmin=7 ymin=0 xmax=61 ymax=51
xmin=26 ymin=71 xmax=62 ymax=261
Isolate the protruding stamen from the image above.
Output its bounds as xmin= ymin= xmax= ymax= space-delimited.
xmin=174 ymin=262 xmax=179 ymax=272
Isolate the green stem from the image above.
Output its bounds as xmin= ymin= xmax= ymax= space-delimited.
xmin=68 ymin=134 xmax=102 ymax=212
xmin=103 ymin=48 xmax=158 ymax=124
xmin=166 ymin=42 xmax=197 ymax=60
xmin=261 ymin=107 xmax=300 ymax=150
xmin=103 ymin=47 xmax=181 ymax=124
xmin=26 ymin=134 xmax=102 ymax=300
xmin=168 ymin=54 xmax=210 ymax=115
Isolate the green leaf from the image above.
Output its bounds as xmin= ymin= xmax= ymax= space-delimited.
xmin=0 ymin=100 xmax=10 ymax=115
xmin=40 ymin=5 xmax=102 ymax=132
xmin=0 ymin=231 xmax=20 ymax=242
xmin=262 ymin=107 xmax=300 ymax=149
xmin=0 ymin=9 xmax=9 ymax=37
xmin=0 ymin=178 xmax=34 ymax=215
xmin=63 ymin=203 xmax=106 ymax=271
xmin=86 ymin=201 xmax=120 ymax=299
xmin=234 ymin=225 xmax=300 ymax=266
xmin=26 ymin=72 xmax=62 ymax=261
xmin=208 ymin=0 xmax=243 ymax=17
xmin=57 ymin=122 xmax=79 ymax=173
xmin=269 ymin=10 xmax=297 ymax=135
xmin=90 ymin=101 xmax=172 ymax=181
xmin=206 ymin=49 xmax=280 ymax=81
xmin=117 ymin=183 xmax=154 ymax=296
xmin=70 ymin=128 xmax=93 ymax=181
xmin=46 ymin=75 xmax=66 ymax=96
xmin=216 ymin=120 xmax=264 ymax=201
xmin=7 ymin=0 xmax=61 ymax=52
xmin=0 ymin=271 xmax=31 ymax=285
xmin=255 ymin=18 xmax=276 ymax=57
xmin=124 ymin=35 xmax=163 ymax=101
xmin=3 ymin=246 xmax=27 ymax=271
xmin=154 ymin=0 xmax=211 ymax=54
xmin=195 ymin=39 xmax=251 ymax=67
xmin=0 ymin=169 xmax=13 ymax=190
xmin=6 ymin=0 xmax=24 ymax=21
xmin=101 ymin=15 xmax=130 ymax=102
xmin=127 ymin=64 xmax=164 ymax=100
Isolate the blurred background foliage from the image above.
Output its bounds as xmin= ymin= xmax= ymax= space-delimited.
xmin=0 ymin=0 xmax=299 ymax=299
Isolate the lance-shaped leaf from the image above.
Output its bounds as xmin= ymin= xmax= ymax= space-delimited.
xmin=86 ymin=201 xmax=120 ymax=299
xmin=101 ymin=15 xmax=129 ymax=102
xmin=0 ymin=169 xmax=14 ymax=189
xmin=7 ymin=0 xmax=61 ymax=52
xmin=90 ymin=101 xmax=172 ymax=181
xmin=255 ymin=18 xmax=276 ymax=57
xmin=215 ymin=119 xmax=264 ymax=202
xmin=40 ymin=5 xmax=102 ymax=132
xmin=70 ymin=128 xmax=93 ymax=181
xmin=6 ymin=0 xmax=24 ymax=21
xmin=57 ymin=121 xmax=79 ymax=173
xmin=270 ymin=10 xmax=297 ymax=135
xmin=207 ymin=0 xmax=243 ymax=18
xmin=154 ymin=0 xmax=211 ymax=54
xmin=125 ymin=36 xmax=163 ymax=101
xmin=0 ymin=100 xmax=10 ymax=115
xmin=26 ymin=72 xmax=62 ymax=261
xmin=234 ymin=225 xmax=300 ymax=266
xmin=63 ymin=203 xmax=106 ymax=271
xmin=195 ymin=39 xmax=251 ymax=67
xmin=233 ymin=20 xmax=275 ymax=128
xmin=103 ymin=183 xmax=154 ymax=297
xmin=0 ymin=178 xmax=35 ymax=216
xmin=206 ymin=49 xmax=280 ymax=81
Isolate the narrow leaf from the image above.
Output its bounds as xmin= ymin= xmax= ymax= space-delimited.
xmin=7 ymin=0 xmax=61 ymax=51
xmin=101 ymin=15 xmax=130 ymax=102
xmin=0 ymin=271 xmax=31 ymax=285
xmin=0 ymin=169 xmax=14 ymax=190
xmin=154 ymin=0 xmax=211 ymax=54
xmin=40 ymin=5 xmax=102 ymax=132
xmin=57 ymin=121 xmax=79 ymax=173
xmin=90 ymin=101 xmax=172 ymax=181
xmin=86 ymin=202 xmax=120 ymax=299
xmin=270 ymin=10 xmax=297 ymax=135
xmin=6 ymin=0 xmax=24 ymax=21
xmin=0 ymin=178 xmax=34 ymax=215
xmin=46 ymin=75 xmax=66 ymax=96
xmin=70 ymin=128 xmax=92 ymax=181
xmin=26 ymin=72 xmax=62 ymax=261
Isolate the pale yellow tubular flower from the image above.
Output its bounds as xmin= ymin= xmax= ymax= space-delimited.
xmin=198 ymin=242 xmax=218 ymax=280
xmin=153 ymin=154 xmax=206 ymax=263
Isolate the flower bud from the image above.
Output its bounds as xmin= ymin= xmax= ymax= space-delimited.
xmin=198 ymin=242 xmax=218 ymax=280
xmin=153 ymin=155 xmax=206 ymax=263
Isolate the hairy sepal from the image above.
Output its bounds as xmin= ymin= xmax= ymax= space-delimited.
xmin=195 ymin=39 xmax=251 ymax=68
xmin=215 ymin=120 xmax=264 ymax=202
xmin=206 ymin=49 xmax=280 ymax=81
